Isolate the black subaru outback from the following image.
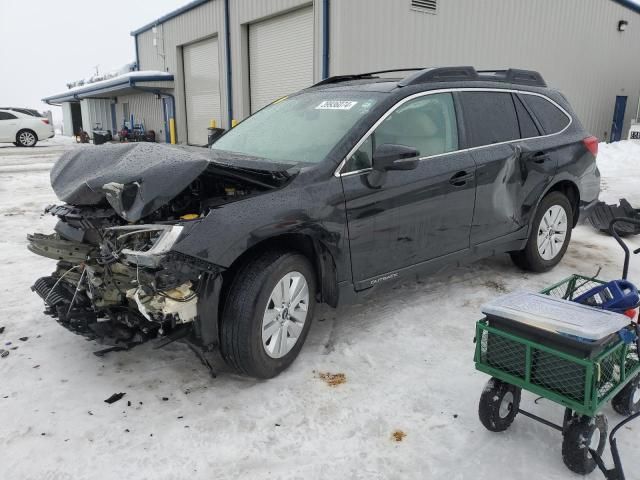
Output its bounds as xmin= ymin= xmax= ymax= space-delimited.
xmin=29 ymin=67 xmax=600 ymax=378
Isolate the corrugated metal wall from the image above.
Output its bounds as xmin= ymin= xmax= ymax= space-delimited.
xmin=61 ymin=102 xmax=73 ymax=137
xmin=134 ymin=0 xmax=640 ymax=142
xmin=80 ymin=99 xmax=112 ymax=138
xmin=115 ymin=93 xmax=167 ymax=142
xmin=330 ymin=0 xmax=640 ymax=140
xmin=229 ymin=0 xmax=323 ymax=120
xmin=136 ymin=0 xmax=226 ymax=140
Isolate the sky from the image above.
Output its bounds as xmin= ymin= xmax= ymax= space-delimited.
xmin=0 ymin=0 xmax=187 ymax=122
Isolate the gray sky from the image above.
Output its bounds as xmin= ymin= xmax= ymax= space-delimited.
xmin=0 ymin=0 xmax=187 ymax=122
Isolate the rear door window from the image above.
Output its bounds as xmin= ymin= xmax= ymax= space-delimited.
xmin=0 ymin=112 xmax=17 ymax=120
xmin=513 ymin=94 xmax=541 ymax=139
xmin=521 ymin=94 xmax=570 ymax=134
xmin=459 ymin=92 xmax=519 ymax=147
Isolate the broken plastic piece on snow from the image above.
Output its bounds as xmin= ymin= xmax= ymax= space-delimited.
xmin=162 ymin=397 xmax=169 ymax=401
xmin=585 ymin=198 xmax=640 ymax=236
xmin=0 ymin=350 xmax=8 ymax=358
xmin=104 ymin=392 xmax=126 ymax=404
xmin=19 ymin=337 xmax=28 ymax=342
xmin=0 ymin=326 xmax=5 ymax=334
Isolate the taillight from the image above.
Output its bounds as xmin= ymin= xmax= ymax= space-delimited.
xmin=583 ymin=136 xmax=598 ymax=157
xmin=41 ymin=119 xmax=49 ymax=125
xmin=624 ymin=308 xmax=637 ymax=321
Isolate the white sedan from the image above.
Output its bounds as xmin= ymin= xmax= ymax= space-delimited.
xmin=0 ymin=108 xmax=54 ymax=147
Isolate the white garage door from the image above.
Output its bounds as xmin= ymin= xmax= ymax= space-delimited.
xmin=249 ymin=7 xmax=314 ymax=113
xmin=183 ymin=37 xmax=221 ymax=145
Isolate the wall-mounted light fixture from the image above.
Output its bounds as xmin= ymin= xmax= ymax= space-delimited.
xmin=618 ymin=20 xmax=629 ymax=32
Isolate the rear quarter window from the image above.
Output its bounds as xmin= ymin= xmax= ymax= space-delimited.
xmin=459 ymin=92 xmax=519 ymax=147
xmin=521 ymin=94 xmax=570 ymax=135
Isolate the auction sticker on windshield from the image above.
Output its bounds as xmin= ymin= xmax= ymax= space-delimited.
xmin=316 ymin=100 xmax=358 ymax=110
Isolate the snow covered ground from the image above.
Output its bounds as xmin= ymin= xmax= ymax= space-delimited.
xmin=1 ymin=140 xmax=640 ymax=479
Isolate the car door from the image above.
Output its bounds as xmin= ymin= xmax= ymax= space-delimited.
xmin=459 ymin=91 xmax=558 ymax=245
xmin=339 ymin=92 xmax=477 ymax=288
xmin=0 ymin=111 xmax=19 ymax=142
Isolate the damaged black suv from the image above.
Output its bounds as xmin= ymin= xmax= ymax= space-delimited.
xmin=29 ymin=67 xmax=600 ymax=378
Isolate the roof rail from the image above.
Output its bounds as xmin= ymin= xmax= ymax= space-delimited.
xmin=312 ymin=68 xmax=426 ymax=87
xmin=398 ymin=67 xmax=546 ymax=87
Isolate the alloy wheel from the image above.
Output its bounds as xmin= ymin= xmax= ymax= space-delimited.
xmin=537 ymin=205 xmax=568 ymax=260
xmin=262 ymin=271 xmax=309 ymax=358
xmin=18 ymin=131 xmax=36 ymax=146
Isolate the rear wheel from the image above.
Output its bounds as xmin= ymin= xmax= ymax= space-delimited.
xmin=612 ymin=374 xmax=640 ymax=416
xmin=16 ymin=129 xmax=37 ymax=147
xmin=510 ymin=191 xmax=573 ymax=272
xmin=478 ymin=377 xmax=521 ymax=432
xmin=220 ymin=250 xmax=316 ymax=379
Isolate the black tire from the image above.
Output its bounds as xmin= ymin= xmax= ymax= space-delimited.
xmin=561 ymin=414 xmax=607 ymax=475
xmin=16 ymin=129 xmax=38 ymax=147
xmin=510 ymin=191 xmax=573 ymax=272
xmin=478 ymin=377 xmax=521 ymax=432
xmin=220 ymin=250 xmax=316 ymax=379
xmin=612 ymin=374 xmax=640 ymax=416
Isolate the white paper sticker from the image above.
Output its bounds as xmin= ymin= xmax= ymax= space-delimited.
xmin=316 ymin=100 xmax=358 ymax=110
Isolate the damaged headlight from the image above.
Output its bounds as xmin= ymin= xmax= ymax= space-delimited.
xmin=105 ymin=224 xmax=184 ymax=267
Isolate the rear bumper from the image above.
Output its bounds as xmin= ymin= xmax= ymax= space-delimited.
xmin=579 ymin=198 xmax=599 ymax=217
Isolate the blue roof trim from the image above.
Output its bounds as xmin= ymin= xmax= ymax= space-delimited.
xmin=130 ymin=0 xmax=211 ymax=36
xmin=612 ymin=0 xmax=640 ymax=14
xmin=42 ymin=75 xmax=174 ymax=104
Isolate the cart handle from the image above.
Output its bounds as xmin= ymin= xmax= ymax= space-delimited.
xmin=609 ymin=217 xmax=640 ymax=280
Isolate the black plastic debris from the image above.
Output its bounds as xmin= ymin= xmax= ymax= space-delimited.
xmin=104 ymin=392 xmax=126 ymax=404
xmin=0 ymin=326 xmax=5 ymax=334
xmin=0 ymin=350 xmax=8 ymax=358
xmin=586 ymin=199 xmax=640 ymax=236
xmin=127 ymin=401 xmax=131 ymax=407
xmin=19 ymin=337 xmax=28 ymax=342
xmin=162 ymin=397 xmax=169 ymax=401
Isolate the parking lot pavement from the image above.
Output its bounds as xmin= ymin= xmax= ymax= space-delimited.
xmin=0 ymin=137 xmax=87 ymax=172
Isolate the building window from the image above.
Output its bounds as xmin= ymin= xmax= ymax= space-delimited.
xmin=411 ymin=0 xmax=437 ymax=14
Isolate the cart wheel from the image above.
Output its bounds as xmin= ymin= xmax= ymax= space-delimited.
xmin=561 ymin=414 xmax=607 ymax=475
xmin=478 ymin=377 xmax=521 ymax=432
xmin=612 ymin=374 xmax=640 ymax=416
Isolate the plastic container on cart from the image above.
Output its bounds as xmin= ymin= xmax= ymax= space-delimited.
xmin=482 ymin=291 xmax=630 ymax=342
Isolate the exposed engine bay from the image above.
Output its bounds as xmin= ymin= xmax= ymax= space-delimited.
xmin=28 ymin=143 xmax=290 ymax=352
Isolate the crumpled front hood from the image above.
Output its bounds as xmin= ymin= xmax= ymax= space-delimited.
xmin=50 ymin=143 xmax=210 ymax=222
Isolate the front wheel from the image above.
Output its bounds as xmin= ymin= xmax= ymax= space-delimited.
xmin=510 ymin=191 xmax=573 ymax=272
xmin=562 ymin=414 xmax=607 ymax=475
xmin=220 ymin=250 xmax=316 ymax=379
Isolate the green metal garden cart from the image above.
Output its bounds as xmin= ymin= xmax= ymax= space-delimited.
xmin=475 ymin=216 xmax=640 ymax=477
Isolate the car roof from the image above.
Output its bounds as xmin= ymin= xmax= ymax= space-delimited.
xmin=306 ymin=66 xmax=551 ymax=95
xmin=0 ymin=107 xmax=42 ymax=117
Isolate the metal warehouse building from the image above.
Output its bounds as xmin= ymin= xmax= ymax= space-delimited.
xmin=44 ymin=0 xmax=640 ymax=145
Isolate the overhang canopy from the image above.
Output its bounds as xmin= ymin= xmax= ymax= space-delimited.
xmin=42 ymin=71 xmax=174 ymax=104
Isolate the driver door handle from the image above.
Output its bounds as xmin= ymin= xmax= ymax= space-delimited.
xmin=449 ymin=170 xmax=475 ymax=186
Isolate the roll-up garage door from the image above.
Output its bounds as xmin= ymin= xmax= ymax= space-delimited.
xmin=249 ymin=7 xmax=313 ymax=113
xmin=183 ymin=37 xmax=221 ymax=145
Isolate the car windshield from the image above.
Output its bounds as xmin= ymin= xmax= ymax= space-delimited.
xmin=212 ymin=91 xmax=384 ymax=165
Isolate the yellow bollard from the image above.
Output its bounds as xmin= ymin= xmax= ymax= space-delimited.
xmin=231 ymin=119 xmax=238 ymax=128
xmin=209 ymin=119 xmax=217 ymax=128
xmin=169 ymin=118 xmax=176 ymax=144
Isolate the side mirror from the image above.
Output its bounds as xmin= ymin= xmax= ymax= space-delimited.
xmin=372 ymin=144 xmax=420 ymax=171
